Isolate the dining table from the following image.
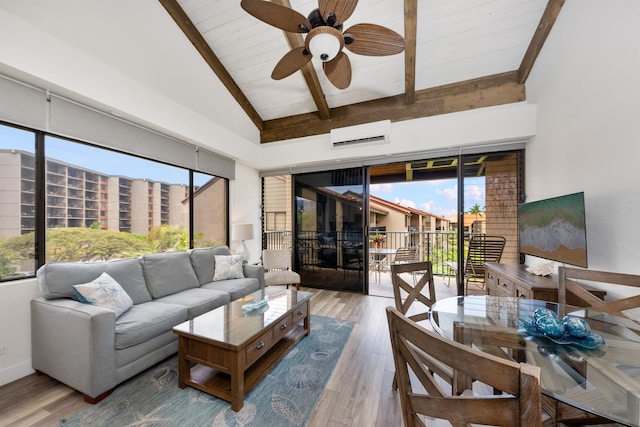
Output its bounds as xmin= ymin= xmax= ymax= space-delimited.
xmin=429 ymin=295 xmax=640 ymax=427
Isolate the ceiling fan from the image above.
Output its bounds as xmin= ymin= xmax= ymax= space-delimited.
xmin=240 ymin=0 xmax=406 ymax=89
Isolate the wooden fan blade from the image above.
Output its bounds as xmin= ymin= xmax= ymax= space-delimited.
xmin=319 ymin=0 xmax=358 ymax=26
xmin=241 ymin=0 xmax=311 ymax=33
xmin=272 ymin=47 xmax=312 ymax=80
xmin=323 ymin=52 xmax=351 ymax=89
xmin=343 ymin=23 xmax=405 ymax=56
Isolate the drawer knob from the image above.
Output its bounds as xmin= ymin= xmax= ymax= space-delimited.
xmin=297 ymin=310 xmax=304 ymax=315
xmin=256 ymin=341 xmax=265 ymax=349
xmin=280 ymin=323 xmax=287 ymax=330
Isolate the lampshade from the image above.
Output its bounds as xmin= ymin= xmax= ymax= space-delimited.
xmin=306 ymin=26 xmax=343 ymax=63
xmin=232 ymin=223 xmax=254 ymax=241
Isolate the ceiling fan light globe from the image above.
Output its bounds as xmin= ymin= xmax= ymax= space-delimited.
xmin=305 ymin=26 xmax=344 ymax=63
xmin=309 ymin=32 xmax=341 ymax=62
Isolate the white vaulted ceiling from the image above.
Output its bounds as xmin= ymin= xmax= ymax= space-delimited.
xmin=0 ymin=0 xmax=561 ymax=144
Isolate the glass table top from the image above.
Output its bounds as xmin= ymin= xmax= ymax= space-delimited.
xmin=430 ymin=295 xmax=640 ymax=427
xmin=173 ymin=287 xmax=312 ymax=347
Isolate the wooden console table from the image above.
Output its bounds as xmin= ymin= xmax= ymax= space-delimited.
xmin=485 ymin=262 xmax=605 ymax=304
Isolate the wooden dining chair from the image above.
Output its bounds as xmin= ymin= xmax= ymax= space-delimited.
xmin=390 ymin=261 xmax=436 ymax=324
xmin=386 ymin=306 xmax=543 ymax=427
xmin=556 ymin=266 xmax=640 ymax=425
xmin=558 ymin=266 xmax=640 ymax=320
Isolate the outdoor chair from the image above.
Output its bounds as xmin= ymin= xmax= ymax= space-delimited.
xmin=262 ymin=249 xmax=301 ymax=290
xmin=386 ymin=306 xmax=543 ymax=427
xmin=446 ymin=235 xmax=505 ymax=294
xmin=393 ymin=246 xmax=419 ymax=264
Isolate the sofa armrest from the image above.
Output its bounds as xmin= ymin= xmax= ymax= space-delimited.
xmin=31 ymin=297 xmax=117 ymax=398
xmin=243 ymin=264 xmax=265 ymax=289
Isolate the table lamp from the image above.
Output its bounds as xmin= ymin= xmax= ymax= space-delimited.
xmin=232 ymin=223 xmax=254 ymax=263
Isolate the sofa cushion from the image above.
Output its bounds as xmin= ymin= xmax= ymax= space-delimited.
xmin=213 ymin=255 xmax=244 ymax=281
xmin=202 ymin=278 xmax=261 ymax=300
xmin=190 ymin=246 xmax=232 ymax=285
xmin=142 ymin=251 xmax=200 ymax=299
xmin=73 ymin=272 xmax=133 ymax=318
xmin=115 ymin=301 xmax=187 ymax=350
xmin=154 ymin=288 xmax=231 ymax=318
xmin=37 ymin=258 xmax=151 ymax=304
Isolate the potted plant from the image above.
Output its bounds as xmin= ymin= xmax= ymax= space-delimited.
xmin=370 ymin=233 xmax=385 ymax=249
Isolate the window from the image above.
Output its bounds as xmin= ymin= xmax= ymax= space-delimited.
xmin=265 ymin=212 xmax=286 ymax=231
xmin=0 ymin=124 xmax=36 ymax=280
xmin=0 ymin=123 xmax=230 ymax=281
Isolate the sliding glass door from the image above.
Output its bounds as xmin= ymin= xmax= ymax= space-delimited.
xmin=261 ymin=148 xmax=523 ymax=296
xmin=294 ymin=168 xmax=365 ymax=292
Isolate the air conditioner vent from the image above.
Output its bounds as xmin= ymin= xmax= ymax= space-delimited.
xmin=330 ymin=120 xmax=391 ymax=148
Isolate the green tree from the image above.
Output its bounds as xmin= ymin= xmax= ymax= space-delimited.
xmin=467 ymin=204 xmax=484 ymax=234
xmin=148 ymin=224 xmax=189 ymax=252
xmin=46 ymin=228 xmax=150 ymax=262
xmin=0 ymin=242 xmax=16 ymax=278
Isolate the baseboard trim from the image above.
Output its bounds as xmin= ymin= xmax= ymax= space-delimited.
xmin=0 ymin=358 xmax=34 ymax=387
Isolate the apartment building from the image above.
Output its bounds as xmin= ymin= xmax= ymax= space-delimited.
xmin=0 ymin=149 xmax=187 ymax=237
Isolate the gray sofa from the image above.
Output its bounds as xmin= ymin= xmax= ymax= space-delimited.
xmin=31 ymin=245 xmax=264 ymax=403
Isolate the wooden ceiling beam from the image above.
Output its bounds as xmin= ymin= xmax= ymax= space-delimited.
xmin=404 ymin=0 xmax=418 ymax=105
xmin=159 ymin=0 xmax=264 ymax=130
xmin=518 ymin=0 xmax=564 ymax=84
xmin=260 ymin=71 xmax=525 ymax=143
xmin=273 ymin=0 xmax=331 ymax=120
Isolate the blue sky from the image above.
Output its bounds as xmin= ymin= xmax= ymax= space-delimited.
xmin=2 ymin=124 xmax=485 ymax=216
xmin=370 ymin=177 xmax=486 ymax=219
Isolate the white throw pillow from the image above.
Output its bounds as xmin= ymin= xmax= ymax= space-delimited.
xmin=73 ymin=272 xmax=133 ymax=318
xmin=213 ymin=255 xmax=245 ymax=281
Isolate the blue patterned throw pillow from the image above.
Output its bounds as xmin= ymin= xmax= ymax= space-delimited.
xmin=213 ymin=255 xmax=245 ymax=281
xmin=73 ymin=272 xmax=133 ymax=318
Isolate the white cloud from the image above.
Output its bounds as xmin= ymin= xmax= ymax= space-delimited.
xmin=464 ymin=184 xmax=485 ymax=204
xmin=370 ymin=183 xmax=393 ymax=193
xmin=437 ymin=184 xmax=458 ymax=203
xmin=395 ymin=198 xmax=416 ymax=208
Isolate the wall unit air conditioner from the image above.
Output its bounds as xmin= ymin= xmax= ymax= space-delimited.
xmin=330 ymin=119 xmax=391 ymax=148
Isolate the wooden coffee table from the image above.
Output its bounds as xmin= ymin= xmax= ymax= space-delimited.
xmin=172 ymin=287 xmax=312 ymax=411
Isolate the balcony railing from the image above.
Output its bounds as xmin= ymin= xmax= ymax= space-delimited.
xmin=264 ymin=230 xmax=482 ymax=277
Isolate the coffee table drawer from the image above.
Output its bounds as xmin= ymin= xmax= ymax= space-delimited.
xmin=292 ymin=301 xmax=308 ymax=324
xmin=246 ymin=329 xmax=273 ymax=366
xmin=272 ymin=313 xmax=294 ymax=341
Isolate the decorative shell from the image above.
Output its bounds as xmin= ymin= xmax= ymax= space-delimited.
xmin=526 ymin=262 xmax=554 ymax=276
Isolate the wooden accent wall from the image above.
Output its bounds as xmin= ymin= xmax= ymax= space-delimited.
xmin=485 ymin=155 xmax=519 ymax=264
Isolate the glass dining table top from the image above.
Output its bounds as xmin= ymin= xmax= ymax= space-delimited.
xmin=429 ymin=295 xmax=640 ymax=427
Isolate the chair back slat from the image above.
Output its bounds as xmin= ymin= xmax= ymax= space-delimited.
xmin=558 ymin=266 xmax=640 ymax=322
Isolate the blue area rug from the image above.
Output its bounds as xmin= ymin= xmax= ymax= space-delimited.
xmin=61 ymin=315 xmax=353 ymax=427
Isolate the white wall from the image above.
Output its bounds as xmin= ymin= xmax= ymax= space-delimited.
xmin=524 ymin=0 xmax=640 ymax=274
xmin=0 ymin=278 xmax=40 ymax=385
xmin=230 ymin=163 xmax=262 ymax=265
